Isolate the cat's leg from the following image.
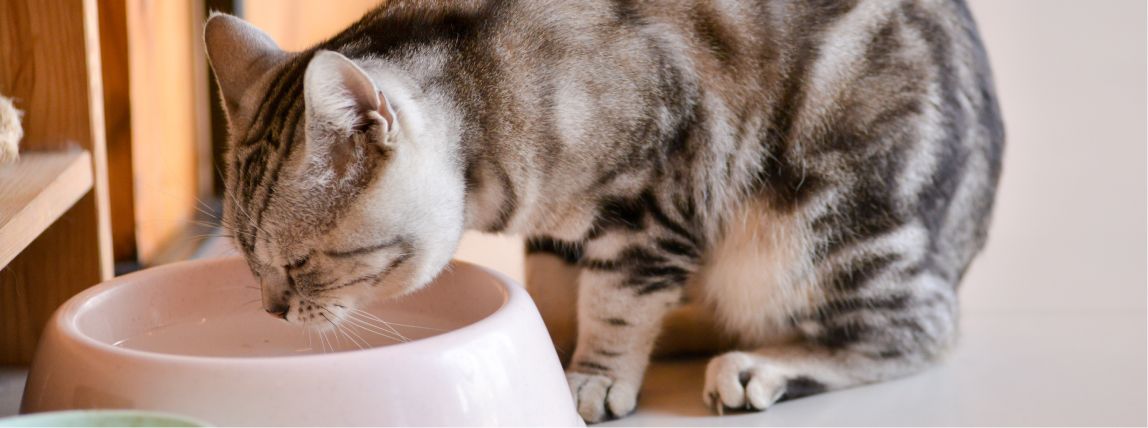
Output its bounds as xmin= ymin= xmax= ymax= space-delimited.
xmin=702 ymin=273 xmax=958 ymax=412
xmin=524 ymin=253 xmax=727 ymax=362
xmin=566 ymin=233 xmax=699 ymax=422
xmin=524 ymin=237 xmax=582 ymax=364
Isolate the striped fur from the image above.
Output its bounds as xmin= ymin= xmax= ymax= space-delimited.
xmin=205 ymin=0 xmax=1003 ymax=422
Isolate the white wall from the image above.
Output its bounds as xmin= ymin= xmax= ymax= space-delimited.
xmin=960 ymin=0 xmax=1146 ymax=312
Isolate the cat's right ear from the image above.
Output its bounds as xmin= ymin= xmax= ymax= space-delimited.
xmin=204 ymin=13 xmax=287 ymax=117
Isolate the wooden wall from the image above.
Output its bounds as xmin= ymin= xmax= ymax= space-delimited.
xmin=125 ymin=0 xmax=210 ymax=264
xmin=98 ymin=0 xmax=137 ymax=264
xmin=0 ymin=0 xmax=114 ymax=363
xmin=244 ymin=0 xmax=385 ymax=51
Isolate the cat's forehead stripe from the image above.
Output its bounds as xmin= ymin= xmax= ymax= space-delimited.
xmin=234 ymin=54 xmax=311 ymax=255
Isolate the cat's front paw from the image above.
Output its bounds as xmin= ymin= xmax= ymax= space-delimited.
xmin=703 ymin=351 xmax=788 ymax=414
xmin=566 ymin=371 xmax=639 ymax=423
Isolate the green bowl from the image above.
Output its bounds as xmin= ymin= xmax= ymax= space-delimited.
xmin=0 ymin=410 xmax=209 ymax=427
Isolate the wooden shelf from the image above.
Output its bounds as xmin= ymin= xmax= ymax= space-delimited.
xmin=0 ymin=150 xmax=94 ymax=268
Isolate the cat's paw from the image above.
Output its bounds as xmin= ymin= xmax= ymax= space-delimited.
xmin=566 ymin=371 xmax=639 ymax=423
xmin=703 ymin=351 xmax=788 ymax=414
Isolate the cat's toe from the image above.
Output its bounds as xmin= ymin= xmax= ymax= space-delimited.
xmin=703 ymin=352 xmax=787 ymax=414
xmin=567 ymin=371 xmax=638 ymax=423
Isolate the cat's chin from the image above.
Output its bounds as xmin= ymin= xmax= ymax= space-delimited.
xmin=373 ymin=254 xmax=456 ymax=301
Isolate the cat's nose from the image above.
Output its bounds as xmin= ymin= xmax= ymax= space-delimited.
xmin=265 ymin=302 xmax=289 ymax=320
xmin=262 ymin=286 xmax=292 ymax=320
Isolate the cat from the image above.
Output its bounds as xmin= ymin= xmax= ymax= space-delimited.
xmin=204 ymin=0 xmax=1003 ymax=422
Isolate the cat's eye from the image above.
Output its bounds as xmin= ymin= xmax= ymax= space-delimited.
xmin=285 ymin=255 xmax=309 ymax=270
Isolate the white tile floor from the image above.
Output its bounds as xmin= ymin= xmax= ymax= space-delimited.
xmin=3 ymin=0 xmax=1144 ymax=425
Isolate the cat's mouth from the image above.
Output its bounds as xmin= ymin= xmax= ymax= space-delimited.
xmin=280 ymin=298 xmax=342 ymax=326
xmin=281 ymin=298 xmax=414 ymax=347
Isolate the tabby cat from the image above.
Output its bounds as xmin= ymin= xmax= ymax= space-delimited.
xmin=204 ymin=0 xmax=1002 ymax=422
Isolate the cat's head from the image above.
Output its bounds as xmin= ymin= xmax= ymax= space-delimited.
xmin=204 ymin=14 xmax=465 ymax=327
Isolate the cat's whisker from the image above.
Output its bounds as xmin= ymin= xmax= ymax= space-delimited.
xmin=320 ymin=308 xmax=369 ymax=350
xmin=220 ymin=191 xmax=251 ymax=225
xmin=347 ymin=309 xmax=405 ymax=337
xmin=325 ymin=309 xmax=376 ymax=349
xmin=353 ymin=320 xmax=408 ymax=343
xmin=315 ymin=328 xmax=326 ymax=353
xmin=222 ymin=189 xmax=248 ymax=219
xmin=348 ymin=309 xmax=410 ymax=341
xmin=337 ymin=322 xmax=368 ymax=350
xmin=189 ymin=234 xmax=242 ymax=245
xmin=350 ymin=308 xmax=426 ymax=339
xmin=337 ymin=307 xmax=406 ymax=344
xmin=343 ymin=324 xmax=372 ymax=349
xmin=341 ymin=313 xmax=404 ymax=342
xmin=342 ymin=313 xmax=405 ymax=342
xmin=186 ymin=219 xmax=222 ymax=230
xmin=237 ymin=297 xmax=261 ymax=308
xmin=190 ymin=232 xmax=235 ymax=240
xmin=378 ymin=320 xmax=445 ymax=332
xmin=320 ymin=313 xmax=344 ymax=349
xmin=330 ymin=321 xmax=355 ymax=348
xmin=319 ymin=329 xmax=331 ymax=353
xmin=192 ymin=230 xmax=248 ymax=240
xmin=182 ymin=213 xmax=237 ymax=234
xmin=188 ymin=211 xmax=227 ymax=233
xmin=192 ymin=197 xmax=222 ymax=221
xmin=351 ymin=312 xmax=446 ymax=332
xmin=225 ymin=190 xmax=272 ymax=236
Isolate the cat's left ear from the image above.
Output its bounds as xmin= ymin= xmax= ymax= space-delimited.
xmin=204 ymin=13 xmax=287 ymax=118
xmin=304 ymin=50 xmax=397 ymax=137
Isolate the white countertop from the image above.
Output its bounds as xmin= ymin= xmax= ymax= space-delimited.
xmin=603 ymin=310 xmax=1146 ymax=426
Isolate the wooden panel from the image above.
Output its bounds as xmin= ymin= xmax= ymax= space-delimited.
xmin=244 ymin=0 xmax=385 ymax=51
xmin=0 ymin=0 xmax=113 ymax=364
xmin=125 ymin=0 xmax=204 ymax=264
xmin=0 ymin=151 xmax=94 ymax=268
xmin=98 ymin=0 xmax=138 ymax=263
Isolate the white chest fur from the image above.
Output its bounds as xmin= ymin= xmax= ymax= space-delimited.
xmin=694 ymin=201 xmax=824 ymax=347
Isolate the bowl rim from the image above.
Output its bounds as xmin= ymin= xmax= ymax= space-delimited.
xmin=52 ymin=257 xmax=518 ymax=365
xmin=2 ymin=409 xmax=211 ymax=427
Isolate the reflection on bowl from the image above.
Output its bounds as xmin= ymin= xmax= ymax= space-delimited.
xmin=21 ymin=257 xmax=581 ymax=426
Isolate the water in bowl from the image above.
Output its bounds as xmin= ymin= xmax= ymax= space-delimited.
xmin=111 ymin=300 xmax=447 ymax=358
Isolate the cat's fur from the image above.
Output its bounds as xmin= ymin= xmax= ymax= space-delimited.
xmin=205 ymin=0 xmax=1002 ymax=422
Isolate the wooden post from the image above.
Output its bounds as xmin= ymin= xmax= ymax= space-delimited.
xmin=124 ymin=0 xmax=208 ymax=265
xmin=98 ymin=0 xmax=139 ymax=266
xmin=0 ymin=0 xmax=113 ymax=364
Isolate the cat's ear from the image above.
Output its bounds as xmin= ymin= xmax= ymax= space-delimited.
xmin=303 ymin=50 xmax=397 ymax=136
xmin=203 ymin=13 xmax=287 ymax=115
